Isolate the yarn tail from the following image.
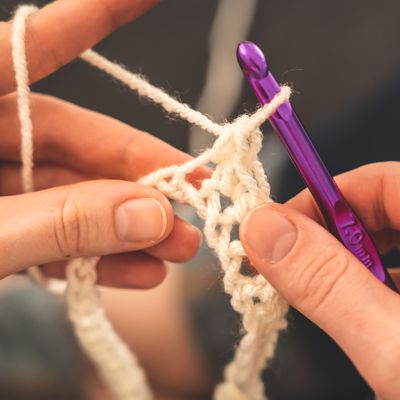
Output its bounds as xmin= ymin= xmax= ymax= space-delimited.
xmin=66 ymin=257 xmax=153 ymax=400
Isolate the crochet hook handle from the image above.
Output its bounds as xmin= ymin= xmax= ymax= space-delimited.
xmin=237 ymin=41 xmax=398 ymax=292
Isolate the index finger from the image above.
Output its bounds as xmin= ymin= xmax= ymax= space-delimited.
xmin=0 ymin=0 xmax=159 ymax=95
xmin=0 ymin=92 xmax=209 ymax=185
xmin=287 ymin=162 xmax=400 ymax=234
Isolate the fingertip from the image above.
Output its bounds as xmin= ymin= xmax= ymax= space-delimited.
xmin=154 ymin=192 xmax=175 ymax=239
xmin=146 ymin=217 xmax=202 ymax=263
xmin=112 ymin=180 xmax=175 ymax=248
xmin=240 ymin=203 xmax=297 ymax=268
xmin=286 ymin=189 xmax=326 ymax=226
xmin=170 ymin=222 xmax=202 ymax=262
xmin=41 ymin=252 xmax=168 ymax=289
xmin=97 ymin=252 xmax=167 ymax=289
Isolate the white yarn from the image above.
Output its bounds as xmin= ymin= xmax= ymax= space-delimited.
xmin=11 ymin=5 xmax=48 ymax=286
xmin=66 ymin=257 xmax=152 ymax=400
xmin=12 ymin=5 xmax=291 ymax=400
xmin=12 ymin=6 xmax=153 ymax=400
xmin=80 ymin=50 xmax=225 ymax=138
xmin=11 ymin=5 xmax=35 ymax=193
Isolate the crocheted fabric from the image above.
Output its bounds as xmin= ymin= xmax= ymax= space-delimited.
xmin=11 ymin=5 xmax=291 ymax=400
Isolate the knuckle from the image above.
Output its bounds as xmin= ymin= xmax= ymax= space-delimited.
xmin=26 ymin=20 xmax=64 ymax=77
xmin=97 ymin=0 xmax=121 ymax=31
xmin=292 ymin=243 xmax=350 ymax=313
xmin=372 ymin=163 xmax=400 ymax=229
xmin=373 ymin=350 xmax=400 ymax=398
xmin=53 ymin=192 xmax=92 ymax=258
xmin=121 ymin=138 xmax=139 ymax=180
xmin=121 ymin=135 xmax=154 ymax=181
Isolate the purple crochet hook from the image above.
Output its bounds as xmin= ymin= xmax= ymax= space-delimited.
xmin=237 ymin=41 xmax=398 ymax=292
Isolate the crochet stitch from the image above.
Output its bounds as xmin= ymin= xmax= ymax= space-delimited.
xmin=11 ymin=5 xmax=291 ymax=400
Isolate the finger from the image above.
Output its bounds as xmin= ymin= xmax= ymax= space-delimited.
xmin=0 ymin=179 xmax=175 ymax=278
xmin=41 ymin=216 xmax=202 ymax=288
xmin=0 ymin=162 xmax=90 ymax=195
xmin=240 ymin=203 xmax=400 ymax=398
xmin=0 ymin=163 xmax=202 ymax=262
xmin=287 ymin=162 xmax=400 ymax=233
xmin=0 ymin=0 xmax=159 ymax=94
xmin=42 ymin=251 xmax=167 ymax=289
xmin=371 ymin=228 xmax=400 ymax=255
xmin=145 ymin=217 xmax=202 ymax=263
xmin=0 ymin=93 xmax=209 ymax=184
xmin=388 ymin=268 xmax=400 ymax=290
xmin=42 ymin=216 xmax=200 ymax=286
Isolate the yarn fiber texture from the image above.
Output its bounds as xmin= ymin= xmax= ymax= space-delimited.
xmin=11 ymin=5 xmax=291 ymax=400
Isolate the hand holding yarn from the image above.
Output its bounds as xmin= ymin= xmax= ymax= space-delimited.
xmin=0 ymin=0 xmax=159 ymax=94
xmin=7 ymin=3 xmax=292 ymax=399
xmin=0 ymin=0 xmax=202 ymax=286
xmin=241 ymin=162 xmax=400 ymax=400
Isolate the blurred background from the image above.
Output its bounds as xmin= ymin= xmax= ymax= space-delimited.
xmin=0 ymin=1 xmax=399 ymax=399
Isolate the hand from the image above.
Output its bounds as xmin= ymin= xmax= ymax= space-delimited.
xmin=240 ymin=162 xmax=400 ymax=400
xmin=0 ymin=0 xmax=204 ymax=288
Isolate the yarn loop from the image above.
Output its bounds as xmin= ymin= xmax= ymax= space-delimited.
xmin=11 ymin=5 xmax=291 ymax=400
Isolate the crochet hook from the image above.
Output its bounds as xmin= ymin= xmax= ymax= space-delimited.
xmin=237 ymin=40 xmax=398 ymax=292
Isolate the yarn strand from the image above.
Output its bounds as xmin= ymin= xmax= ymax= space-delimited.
xmin=81 ymin=50 xmax=225 ymax=137
xmin=12 ymin=6 xmax=154 ymax=399
xmin=11 ymin=5 xmax=48 ymax=286
xmin=11 ymin=5 xmax=36 ymax=193
xmin=12 ymin=5 xmax=291 ymax=400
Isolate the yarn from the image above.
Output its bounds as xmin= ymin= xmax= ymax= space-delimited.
xmin=11 ymin=5 xmax=49 ymax=286
xmin=12 ymin=7 xmax=154 ymax=400
xmin=11 ymin=5 xmax=291 ymax=400
xmin=66 ymin=257 xmax=152 ymax=400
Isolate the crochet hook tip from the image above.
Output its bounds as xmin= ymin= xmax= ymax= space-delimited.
xmin=237 ymin=41 xmax=269 ymax=80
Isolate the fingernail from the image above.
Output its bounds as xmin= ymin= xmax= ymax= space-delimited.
xmin=241 ymin=206 xmax=297 ymax=263
xmin=115 ymin=198 xmax=167 ymax=242
xmin=191 ymin=225 xmax=203 ymax=247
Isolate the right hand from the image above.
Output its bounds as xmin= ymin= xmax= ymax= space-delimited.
xmin=240 ymin=162 xmax=400 ymax=400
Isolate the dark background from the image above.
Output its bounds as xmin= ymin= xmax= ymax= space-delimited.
xmin=0 ymin=1 xmax=399 ymax=399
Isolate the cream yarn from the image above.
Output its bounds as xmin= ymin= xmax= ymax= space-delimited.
xmin=11 ymin=5 xmax=291 ymax=400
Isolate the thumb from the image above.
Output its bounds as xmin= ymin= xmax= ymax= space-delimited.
xmin=0 ymin=180 xmax=173 ymax=278
xmin=240 ymin=203 xmax=400 ymax=396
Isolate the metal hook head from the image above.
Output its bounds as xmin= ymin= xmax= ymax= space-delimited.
xmin=237 ymin=41 xmax=269 ymax=79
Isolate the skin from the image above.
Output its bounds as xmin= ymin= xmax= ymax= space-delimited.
xmin=105 ymin=163 xmax=400 ymax=400
xmin=0 ymin=2 xmax=398 ymax=399
xmin=0 ymin=0 xmax=207 ymax=287
xmin=0 ymin=2 xmax=210 ymax=398
xmin=240 ymin=162 xmax=400 ymax=400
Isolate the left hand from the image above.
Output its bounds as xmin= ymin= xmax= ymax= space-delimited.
xmin=0 ymin=0 xmax=205 ymax=289
xmin=0 ymin=0 xmax=160 ymax=94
